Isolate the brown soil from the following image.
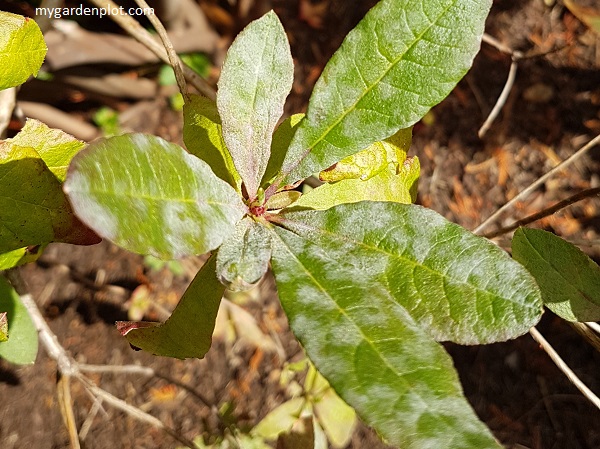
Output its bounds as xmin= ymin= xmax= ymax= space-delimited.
xmin=1 ymin=1 xmax=600 ymax=449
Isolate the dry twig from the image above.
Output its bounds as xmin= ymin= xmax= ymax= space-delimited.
xmin=477 ymin=34 xmax=524 ymax=138
xmin=529 ymin=326 xmax=600 ymax=410
xmin=85 ymin=0 xmax=215 ymax=100
xmin=482 ymin=187 xmax=600 ymax=238
xmin=9 ymin=272 xmax=199 ymax=449
xmin=477 ymin=59 xmax=518 ymax=138
xmin=132 ymin=0 xmax=189 ymax=101
xmin=473 ymin=133 xmax=600 ymax=235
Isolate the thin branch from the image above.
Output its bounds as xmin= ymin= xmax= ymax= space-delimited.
xmin=10 ymin=273 xmax=200 ymax=449
xmin=80 ymin=363 xmax=213 ymax=409
xmin=586 ymin=322 xmax=600 ymax=334
xmin=79 ymin=399 xmax=103 ymax=441
xmin=569 ymin=322 xmax=600 ymax=354
xmin=482 ymin=33 xmax=524 ymax=58
xmin=478 ymin=59 xmax=518 ymax=138
xmin=482 ymin=187 xmax=600 ymax=238
xmin=18 ymin=292 xmax=78 ymax=375
xmin=529 ymin=326 xmax=600 ymax=410
xmin=77 ymin=376 xmax=199 ymax=448
xmin=473 ymin=133 xmax=600 ymax=235
xmin=79 ymin=363 xmax=155 ymax=376
xmin=58 ymin=374 xmax=81 ymax=449
xmin=132 ymin=0 xmax=188 ymax=101
xmin=85 ymin=0 xmax=215 ymax=100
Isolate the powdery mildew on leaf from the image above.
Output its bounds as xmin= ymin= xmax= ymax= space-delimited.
xmin=279 ymin=0 xmax=492 ymax=186
xmin=217 ymin=11 xmax=294 ymax=198
xmin=269 ymin=219 xmax=503 ymax=449
xmin=64 ymin=133 xmax=246 ymax=259
xmin=274 ymin=202 xmax=542 ymax=345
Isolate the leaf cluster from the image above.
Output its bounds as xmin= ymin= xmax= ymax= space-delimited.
xmin=2 ymin=3 xmax=599 ymax=448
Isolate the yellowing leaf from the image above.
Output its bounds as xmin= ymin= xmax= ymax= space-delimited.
xmin=319 ymin=127 xmax=412 ymax=182
xmin=6 ymin=118 xmax=85 ymax=181
xmin=295 ymin=156 xmax=419 ymax=210
xmin=0 ymin=11 xmax=47 ymax=90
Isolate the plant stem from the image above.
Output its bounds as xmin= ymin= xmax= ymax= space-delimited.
xmin=132 ymin=0 xmax=189 ymax=101
xmin=478 ymin=59 xmax=518 ymax=138
xmin=7 ymin=270 xmax=199 ymax=449
xmin=482 ymin=186 xmax=600 ymax=238
xmin=529 ymin=326 xmax=600 ymax=411
xmin=473 ymin=133 xmax=600 ymax=235
xmin=85 ymin=0 xmax=215 ymax=100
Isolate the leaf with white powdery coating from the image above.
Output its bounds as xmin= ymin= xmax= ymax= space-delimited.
xmin=216 ymin=217 xmax=271 ymax=291
xmin=512 ymin=227 xmax=600 ymax=322
xmin=278 ymin=0 xmax=492 ymax=186
xmin=269 ymin=221 xmax=502 ymax=449
xmin=0 ymin=11 xmax=47 ymax=90
xmin=217 ymin=11 xmax=294 ymax=198
xmin=120 ymin=255 xmax=223 ymax=359
xmin=64 ymin=133 xmax=246 ymax=260
xmin=272 ymin=202 xmax=542 ymax=345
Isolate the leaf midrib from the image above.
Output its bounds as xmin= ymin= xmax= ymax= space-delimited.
xmin=270 ymin=226 xmax=442 ymax=385
xmin=283 ymin=0 xmax=456 ymax=182
xmin=275 ymin=213 xmax=534 ymax=310
xmin=78 ymin=189 xmax=240 ymax=208
xmin=270 ymin=226 xmax=464 ymax=446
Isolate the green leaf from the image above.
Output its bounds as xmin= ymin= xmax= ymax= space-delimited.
xmin=0 ymin=245 xmax=45 ymax=270
xmin=318 ymin=143 xmax=388 ymax=183
xmin=0 ymin=143 xmax=98 ymax=252
xmin=119 ymin=255 xmax=224 ymax=359
xmin=272 ymin=203 xmax=542 ymax=345
xmin=268 ymin=221 xmax=502 ymax=449
xmin=265 ymin=191 xmax=301 ymax=210
xmin=216 ymin=217 xmax=271 ymax=291
xmin=217 ymin=11 xmax=294 ymax=198
xmin=277 ymin=0 xmax=492 ymax=186
xmin=318 ymin=127 xmax=412 ymax=182
xmin=262 ymin=114 xmax=304 ymax=187
xmin=0 ymin=11 xmax=47 ymax=90
xmin=512 ymin=228 xmax=600 ymax=322
xmin=295 ymin=128 xmax=417 ymax=210
xmin=181 ymin=53 xmax=211 ymax=78
xmin=0 ymin=275 xmax=38 ymax=364
xmin=93 ymin=106 xmax=122 ymax=137
xmin=64 ymin=133 xmax=246 ymax=260
xmin=6 ymin=118 xmax=85 ymax=181
xmin=183 ymin=94 xmax=241 ymax=191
